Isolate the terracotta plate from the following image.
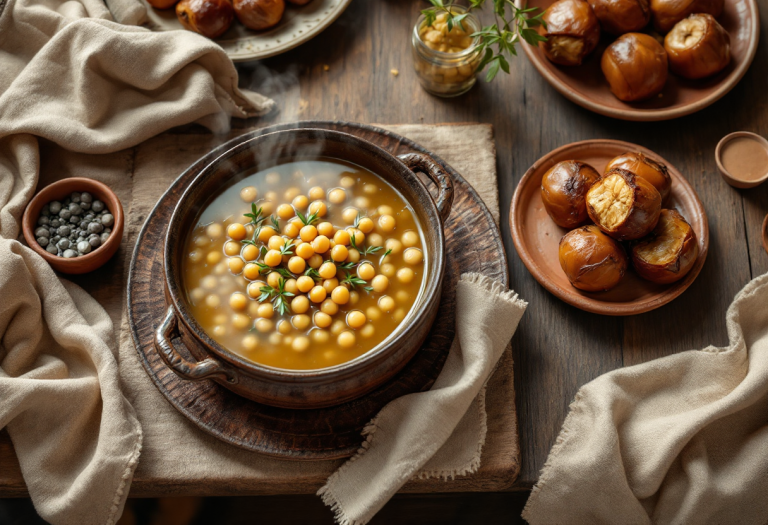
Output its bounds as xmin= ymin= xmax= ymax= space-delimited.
xmin=518 ymin=0 xmax=760 ymax=121
xmin=510 ymin=139 xmax=709 ymax=316
xmin=142 ymin=0 xmax=351 ymax=62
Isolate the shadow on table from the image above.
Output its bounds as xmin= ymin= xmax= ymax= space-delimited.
xmin=0 ymin=492 xmax=531 ymax=525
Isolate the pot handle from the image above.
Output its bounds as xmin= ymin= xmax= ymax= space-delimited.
xmin=397 ymin=153 xmax=454 ymax=223
xmin=155 ymin=306 xmax=237 ymax=384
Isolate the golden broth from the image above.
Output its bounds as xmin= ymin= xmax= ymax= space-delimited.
xmin=182 ymin=159 xmax=427 ymax=370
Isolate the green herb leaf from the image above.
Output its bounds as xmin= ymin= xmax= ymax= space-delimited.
xmin=295 ymin=209 xmax=320 ymax=227
xmin=304 ymin=268 xmax=322 ymax=282
xmin=279 ymin=239 xmax=296 ymax=256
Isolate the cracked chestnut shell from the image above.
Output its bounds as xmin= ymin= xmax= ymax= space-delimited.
xmin=605 ymin=152 xmax=672 ymax=202
xmin=586 ymin=168 xmax=662 ymax=241
xmin=233 ymin=0 xmax=284 ymax=30
xmin=176 ymin=0 xmax=234 ymax=39
xmin=588 ymin=0 xmax=651 ymax=35
xmin=601 ymin=32 xmax=668 ymax=102
xmin=631 ymin=209 xmax=698 ymax=283
xmin=541 ymin=160 xmax=602 ymax=228
xmin=650 ymin=0 xmax=724 ymax=33
xmin=540 ymin=0 xmax=601 ymax=66
xmin=559 ymin=225 xmax=628 ymax=292
xmin=664 ymin=14 xmax=730 ymax=79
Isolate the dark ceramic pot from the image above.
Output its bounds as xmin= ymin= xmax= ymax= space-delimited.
xmin=155 ymin=128 xmax=454 ymax=409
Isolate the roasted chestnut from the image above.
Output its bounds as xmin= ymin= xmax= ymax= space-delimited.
xmin=650 ymin=0 xmax=724 ymax=33
xmin=587 ymin=0 xmax=651 ymax=35
xmin=559 ymin=225 xmax=628 ymax=292
xmin=148 ymin=0 xmax=179 ymax=9
xmin=601 ymin=32 xmax=668 ymax=102
xmin=664 ymin=14 xmax=730 ymax=79
xmin=631 ymin=209 xmax=698 ymax=283
xmin=605 ymin=152 xmax=672 ymax=202
xmin=541 ymin=160 xmax=602 ymax=228
xmin=233 ymin=0 xmax=285 ymax=31
xmin=540 ymin=0 xmax=601 ymax=66
xmin=586 ymin=168 xmax=662 ymax=241
xmin=176 ymin=0 xmax=234 ymax=39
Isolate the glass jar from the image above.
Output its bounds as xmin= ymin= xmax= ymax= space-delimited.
xmin=411 ymin=7 xmax=482 ymax=97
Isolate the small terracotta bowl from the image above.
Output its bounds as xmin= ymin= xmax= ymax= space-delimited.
xmin=22 ymin=177 xmax=124 ymax=274
xmin=715 ymin=132 xmax=768 ymax=189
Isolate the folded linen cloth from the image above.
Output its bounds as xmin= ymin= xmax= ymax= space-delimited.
xmin=319 ymin=273 xmax=528 ymax=525
xmin=0 ymin=2 xmax=272 ymax=523
xmin=523 ymin=271 xmax=768 ymax=525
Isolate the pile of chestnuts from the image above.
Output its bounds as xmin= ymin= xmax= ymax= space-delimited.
xmin=33 ymin=192 xmax=115 ymax=259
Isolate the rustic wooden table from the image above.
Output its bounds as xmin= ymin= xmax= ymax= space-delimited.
xmin=2 ymin=1 xmax=767 ymax=522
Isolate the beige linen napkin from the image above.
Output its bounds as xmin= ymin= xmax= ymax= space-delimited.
xmin=523 ymin=271 xmax=768 ymax=525
xmin=319 ymin=274 xmax=527 ymax=525
xmin=0 ymin=2 xmax=272 ymax=524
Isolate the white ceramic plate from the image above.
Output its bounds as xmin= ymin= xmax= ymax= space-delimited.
xmin=143 ymin=0 xmax=353 ymax=62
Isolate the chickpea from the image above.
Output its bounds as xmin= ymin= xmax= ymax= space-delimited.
xmin=250 ymin=303 xmax=271 ymax=320
xmin=292 ymin=314 xmax=311 ymax=331
xmin=319 ymin=262 xmax=337 ymax=279
xmin=385 ymin=239 xmax=403 ymax=255
xmin=293 ymin=242 xmax=313 ymax=259
xmin=331 ymin=320 xmax=347 ymax=336
xmin=323 ymin=278 xmax=339 ymax=294
xmin=396 ymin=290 xmax=411 ymax=303
xmin=241 ymin=334 xmax=259 ymax=351
xmin=283 ymin=278 xmax=298 ymax=294
xmin=331 ymin=286 xmax=350 ymax=304
xmin=357 ymin=262 xmax=375 ymax=280
xmin=206 ymin=251 xmax=222 ymax=265
xmin=349 ymin=290 xmax=360 ymax=305
xmin=229 ymin=292 xmax=248 ymax=311
xmin=258 ymin=227 xmax=278 ymax=242
xmin=260 ymin=201 xmax=275 ymax=216
xmin=404 ymin=248 xmax=424 ymax=265
xmin=267 ymin=235 xmax=284 ymax=251
xmin=214 ymin=262 xmax=229 ymax=276
xmin=242 ymin=244 xmax=259 ymax=261
xmin=328 ymin=188 xmax=346 ymax=204
xmin=393 ymin=308 xmax=406 ymax=322
xmin=228 ymin=257 xmax=245 ymax=274
xmin=205 ymin=294 xmax=221 ymax=308
xmin=245 ymin=223 xmax=256 ymax=236
xmin=292 ymin=195 xmax=309 ymax=209
xmin=284 ymin=222 xmax=300 ymax=238
xmin=340 ymin=176 xmax=355 ymax=188
xmin=227 ymin=223 xmax=246 ymax=241
xmin=296 ymin=275 xmax=314 ymax=293
xmin=265 ymin=172 xmax=280 ymax=185
xmin=348 ymin=228 xmax=365 ymax=244
xmin=311 ymin=235 xmax=330 ymax=254
xmin=378 ymin=205 xmax=394 ymax=216
xmin=212 ymin=325 xmax=226 ymax=337
xmin=314 ymin=311 xmax=332 ymax=328
xmin=355 ymin=196 xmax=370 ymax=209
xmin=362 ymin=183 xmax=377 ymax=195
xmin=371 ymin=275 xmax=389 ymax=292
xmin=292 ymin=295 xmax=310 ymax=314
xmin=267 ymin=272 xmax=282 ymax=288
xmin=347 ymin=310 xmax=367 ymax=329
xmin=241 ymin=263 xmax=259 ymax=281
xmin=333 ymin=230 xmax=351 ymax=246
xmin=276 ymin=204 xmax=294 ymax=219
xmin=232 ymin=313 xmax=250 ymax=330
xmin=309 ymin=201 xmax=327 ymax=216
xmin=317 ymin=222 xmax=335 ymax=237
xmin=397 ymin=267 xmax=415 ymax=283
xmin=206 ymin=223 xmax=223 ymax=239
xmin=380 ymin=264 xmax=396 ymax=278
xmin=368 ymin=233 xmax=384 ymax=247
xmin=268 ymin=332 xmax=283 ymax=345
xmin=309 ymin=285 xmax=327 ymax=303
xmin=240 ymin=186 xmax=258 ymax=202
xmin=246 ymin=281 xmax=262 ymax=299
xmin=357 ymin=217 xmax=374 ymax=234
xmin=190 ymin=287 xmax=206 ymax=302
xmin=300 ymin=225 xmax=318 ymax=242
xmin=224 ymin=241 xmax=240 ymax=256
xmin=312 ymin=329 xmax=330 ymax=344
xmin=308 ymin=254 xmax=323 ymax=269
xmin=288 ymin=256 xmax=306 ymax=274
xmin=331 ymin=245 xmax=349 ymax=262
xmin=278 ymin=320 xmax=292 ymax=334
xmin=292 ymin=336 xmax=310 ymax=352
xmin=361 ymin=324 xmax=375 ymax=338
xmin=194 ymin=236 xmax=209 ymax=247
xmin=284 ymin=187 xmax=301 ymax=200
xmin=308 ymin=186 xmax=325 ymax=200
xmin=342 ymin=207 xmax=359 ymax=224
xmin=321 ymin=298 xmax=339 ymax=315
xmin=343 ymin=249 xmax=358 ymax=264
xmin=189 ymin=249 xmax=203 ymax=263
xmin=378 ymin=295 xmax=395 ymax=312
xmin=201 ymin=275 xmax=218 ymax=290
xmin=338 ymin=331 xmax=356 ymax=348
xmin=402 ymin=231 xmax=419 ymax=247
xmin=366 ymin=306 xmax=382 ymax=321
xmin=378 ymin=215 xmax=396 ymax=233
xmin=264 ymin=250 xmax=282 ymax=267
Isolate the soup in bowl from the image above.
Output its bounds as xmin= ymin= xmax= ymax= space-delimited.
xmin=158 ymin=129 xmax=453 ymax=409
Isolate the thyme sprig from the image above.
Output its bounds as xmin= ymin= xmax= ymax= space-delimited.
xmin=421 ymin=0 xmax=546 ymax=82
xmin=350 ymin=234 xmax=384 ymax=256
xmin=243 ymin=203 xmax=266 ymax=227
xmin=304 ymin=268 xmax=322 ymax=282
xmin=296 ymin=209 xmax=320 ymax=227
xmin=379 ymin=248 xmax=392 ymax=266
xmin=279 ymin=239 xmax=296 ymax=256
xmin=257 ymin=278 xmax=294 ymax=315
xmin=342 ymin=271 xmax=374 ymax=292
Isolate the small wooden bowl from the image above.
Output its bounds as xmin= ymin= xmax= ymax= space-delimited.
xmin=510 ymin=139 xmax=709 ymax=316
xmin=22 ymin=178 xmax=124 ymax=274
xmin=517 ymin=0 xmax=760 ymax=121
xmin=715 ymin=131 xmax=768 ymax=189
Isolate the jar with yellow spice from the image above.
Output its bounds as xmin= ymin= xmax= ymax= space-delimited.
xmin=411 ymin=6 xmax=482 ymax=97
